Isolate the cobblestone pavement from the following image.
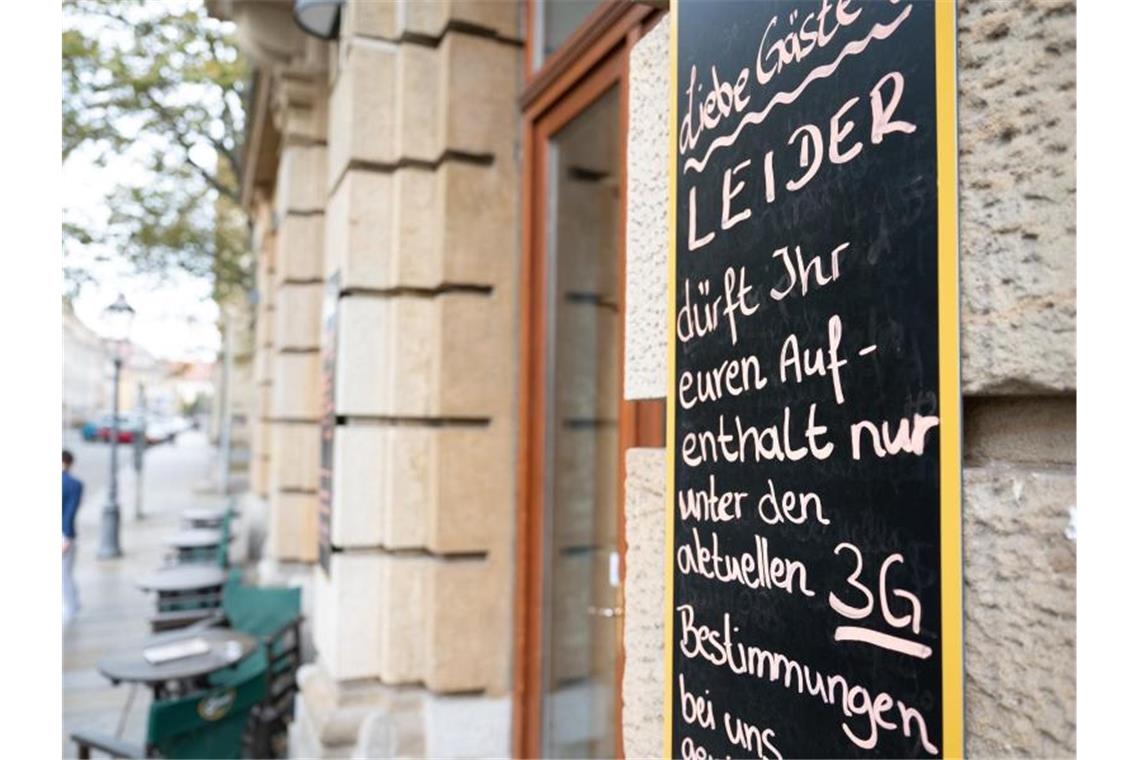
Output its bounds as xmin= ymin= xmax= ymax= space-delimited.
xmin=61 ymin=430 xmax=228 ymax=758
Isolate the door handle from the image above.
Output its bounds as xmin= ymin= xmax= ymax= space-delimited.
xmin=587 ymin=606 xmax=624 ymax=618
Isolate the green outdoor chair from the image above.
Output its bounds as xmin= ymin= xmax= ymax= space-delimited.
xmin=217 ymin=579 xmax=303 ymax=758
xmin=71 ymin=650 xmax=269 ymax=759
xmin=214 ymin=510 xmax=233 ymax=569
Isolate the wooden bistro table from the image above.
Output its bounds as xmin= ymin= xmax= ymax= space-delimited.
xmin=97 ymin=627 xmax=258 ymax=700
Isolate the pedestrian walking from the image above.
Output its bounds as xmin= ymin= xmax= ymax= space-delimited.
xmin=62 ymin=449 xmax=83 ymax=624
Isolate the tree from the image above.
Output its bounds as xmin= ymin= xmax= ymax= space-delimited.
xmin=62 ymin=0 xmax=251 ymax=302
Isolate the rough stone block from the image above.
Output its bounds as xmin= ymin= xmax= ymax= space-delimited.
xmin=272 ymin=352 xmax=321 ymax=420
xmin=255 ymin=303 xmax=275 ymax=348
xmin=275 ymin=75 xmax=329 ymax=143
xmin=270 ymin=422 xmax=320 ymax=492
xmin=383 ymin=426 xmax=432 ymax=548
xmin=342 ymin=0 xmax=397 ymax=40
xmin=354 ymin=703 xmax=427 ymax=758
xmin=275 ymin=282 xmax=323 ymax=350
xmin=314 ymin=552 xmax=384 ymax=681
xmin=395 ymin=43 xmax=440 ymax=162
xmin=964 ymin=396 xmax=1076 ymax=466
xmin=291 ymin=662 xmax=393 ymax=757
xmin=335 ymin=34 xmax=516 ymax=171
xmin=436 ymin=292 xmax=511 ymax=417
xmin=440 ymin=33 xmax=518 ymax=160
xmin=957 ymin=0 xmax=1075 ymax=394
xmin=257 ymin=418 xmax=274 ymax=464
xmin=276 ymin=145 xmax=328 ymax=216
xmin=424 ymin=556 xmax=510 ymax=693
xmin=268 ymin=490 xmax=319 ymax=563
xmin=620 ymin=447 xmax=666 ymax=760
xmin=335 ymin=296 xmax=390 ymax=416
xmin=327 ymin=162 xmax=516 ymax=291
xmin=257 ymin=386 xmax=272 ymax=422
xmin=437 ymin=160 xmax=518 ymax=287
xmin=329 ymin=420 xmax=511 ymax=554
xmin=421 ymin=693 xmax=511 ymax=758
xmin=963 ymin=464 xmax=1075 ymax=757
xmin=278 ymin=214 xmax=325 ymax=284
xmin=403 ymin=1 xmax=521 ymax=41
xmin=335 ymin=291 xmax=512 ymax=419
xmin=324 ymin=169 xmax=394 ymax=288
xmin=429 ymin=421 xmax=512 ymax=554
xmin=327 ymin=39 xmax=397 ymax=184
xmin=624 ymin=19 xmax=669 ymax=401
xmin=330 ymin=424 xmax=386 ymax=548
xmin=251 ymin=454 xmax=270 ymax=499
xmin=378 ymin=555 xmax=427 ymax=684
xmin=254 ymin=343 xmax=273 ymax=384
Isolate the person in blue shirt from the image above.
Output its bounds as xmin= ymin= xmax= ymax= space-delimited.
xmin=62 ymin=449 xmax=83 ymax=623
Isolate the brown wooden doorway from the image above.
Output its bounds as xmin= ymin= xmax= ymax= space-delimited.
xmin=515 ymin=5 xmax=664 ymax=758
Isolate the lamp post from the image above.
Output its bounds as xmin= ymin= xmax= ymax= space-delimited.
xmin=97 ymin=293 xmax=135 ymax=560
xmin=133 ymin=382 xmax=147 ymax=521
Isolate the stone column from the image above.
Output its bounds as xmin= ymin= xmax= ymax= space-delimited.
xmin=620 ymin=2 xmax=1076 ymax=758
xmin=290 ymin=2 xmax=523 ymax=756
xmin=250 ymin=195 xmax=276 ymax=502
xmin=265 ymin=72 xmax=329 ymax=570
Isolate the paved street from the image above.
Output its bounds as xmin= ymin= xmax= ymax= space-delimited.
xmin=61 ymin=430 xmax=228 ymax=758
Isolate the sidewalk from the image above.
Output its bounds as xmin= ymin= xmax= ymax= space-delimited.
xmin=61 ymin=431 xmax=229 ymax=758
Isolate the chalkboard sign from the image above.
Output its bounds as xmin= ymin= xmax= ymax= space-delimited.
xmin=318 ymin=272 xmax=340 ymax=573
xmin=665 ymin=2 xmax=962 ymax=758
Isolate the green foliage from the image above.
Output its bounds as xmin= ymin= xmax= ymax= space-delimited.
xmin=62 ymin=0 xmax=252 ymax=302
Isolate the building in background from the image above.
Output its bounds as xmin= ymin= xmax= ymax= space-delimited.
xmin=62 ymin=298 xmax=108 ymax=427
xmin=63 ymin=298 xmax=195 ymax=427
xmin=209 ymin=1 xmax=1076 ymax=757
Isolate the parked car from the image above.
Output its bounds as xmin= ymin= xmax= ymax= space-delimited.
xmin=80 ymin=418 xmax=102 ymax=441
xmin=144 ymin=416 xmax=181 ymax=445
xmin=94 ymin=414 xmax=144 ymax=444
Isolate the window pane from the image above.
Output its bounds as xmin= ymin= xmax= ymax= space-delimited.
xmin=541 ymin=85 xmax=622 ymax=759
xmin=536 ymin=0 xmax=601 ymax=68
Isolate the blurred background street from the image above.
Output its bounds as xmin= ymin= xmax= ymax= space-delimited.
xmin=61 ymin=430 xmax=239 ymax=758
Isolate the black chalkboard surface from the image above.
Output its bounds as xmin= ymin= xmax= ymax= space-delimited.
xmin=665 ymin=2 xmax=962 ymax=758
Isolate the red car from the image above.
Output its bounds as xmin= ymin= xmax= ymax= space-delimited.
xmin=95 ymin=414 xmax=144 ymax=444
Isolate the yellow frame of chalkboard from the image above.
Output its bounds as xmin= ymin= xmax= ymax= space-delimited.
xmin=662 ymin=1 xmax=964 ymax=757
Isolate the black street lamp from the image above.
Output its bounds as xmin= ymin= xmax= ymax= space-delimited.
xmin=97 ymin=293 xmax=135 ymax=560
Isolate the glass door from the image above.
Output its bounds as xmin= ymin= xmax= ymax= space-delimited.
xmin=539 ymin=85 xmax=623 ymax=759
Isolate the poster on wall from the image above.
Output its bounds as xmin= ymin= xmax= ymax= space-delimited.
xmin=665 ymin=1 xmax=962 ymax=757
xmin=318 ymin=272 xmax=340 ymax=574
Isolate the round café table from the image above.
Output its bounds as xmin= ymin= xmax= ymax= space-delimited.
xmin=182 ymin=506 xmax=237 ymax=529
xmin=97 ymin=628 xmax=258 ymax=699
xmin=137 ymin=565 xmax=227 ymax=595
xmin=137 ymin=565 xmax=227 ymax=619
xmin=165 ymin=529 xmax=224 ymax=550
xmin=164 ymin=528 xmax=232 ymax=565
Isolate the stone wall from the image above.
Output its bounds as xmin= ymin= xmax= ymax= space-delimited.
xmin=287 ymin=2 xmax=524 ymax=756
xmin=621 ymin=3 xmax=1076 ymax=757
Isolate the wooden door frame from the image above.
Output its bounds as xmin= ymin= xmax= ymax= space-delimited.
xmin=514 ymin=5 xmax=664 ymax=758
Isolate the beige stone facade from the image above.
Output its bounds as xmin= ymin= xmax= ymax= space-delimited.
xmin=214 ymin=0 xmax=1075 ymax=756
xmin=213 ymin=0 xmax=522 ymax=755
